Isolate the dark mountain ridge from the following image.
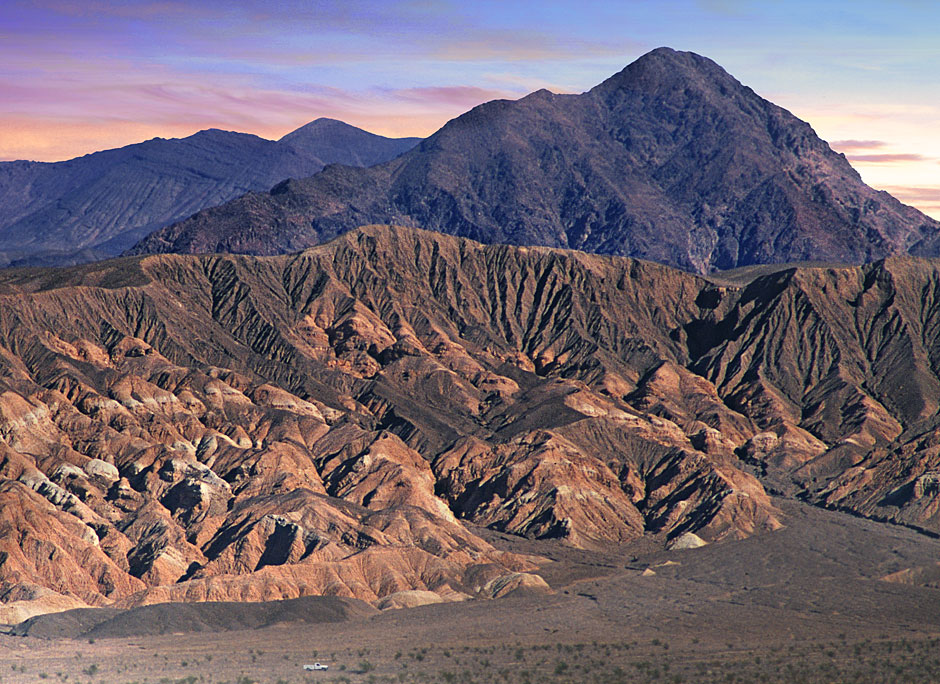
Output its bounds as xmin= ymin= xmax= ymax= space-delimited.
xmin=0 ymin=119 xmax=420 ymax=268
xmin=130 ymin=48 xmax=939 ymax=273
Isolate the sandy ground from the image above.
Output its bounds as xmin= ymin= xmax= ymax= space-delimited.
xmin=4 ymin=500 xmax=940 ymax=683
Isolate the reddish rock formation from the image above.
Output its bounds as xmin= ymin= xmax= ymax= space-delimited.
xmin=7 ymin=226 xmax=940 ymax=618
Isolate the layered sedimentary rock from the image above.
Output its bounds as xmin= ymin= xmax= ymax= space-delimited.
xmin=6 ymin=226 xmax=940 ymax=618
xmin=0 ymin=226 xmax=782 ymax=617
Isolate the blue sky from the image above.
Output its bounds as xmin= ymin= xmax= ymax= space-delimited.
xmin=1 ymin=0 xmax=937 ymax=215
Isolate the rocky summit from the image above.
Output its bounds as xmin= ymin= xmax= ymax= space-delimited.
xmin=3 ymin=226 xmax=940 ymax=621
xmin=130 ymin=48 xmax=939 ymax=273
xmin=0 ymin=119 xmax=419 ymax=268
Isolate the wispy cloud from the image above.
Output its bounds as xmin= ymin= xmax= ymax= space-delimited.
xmin=383 ymin=86 xmax=513 ymax=107
xmin=0 ymin=0 xmax=641 ymax=161
xmin=0 ymin=117 xmax=203 ymax=161
xmin=2 ymin=0 xmax=938 ymax=191
xmin=431 ymin=33 xmax=634 ymax=62
xmin=0 ymin=74 xmax=523 ymax=161
xmin=878 ymin=185 xmax=940 ymax=220
xmin=830 ymin=140 xmax=934 ymax=165
xmin=882 ymin=186 xmax=940 ymax=203
xmin=830 ymin=139 xmax=887 ymax=151
xmin=30 ymin=0 xmax=219 ymax=20
xmin=848 ymin=153 xmax=930 ymax=163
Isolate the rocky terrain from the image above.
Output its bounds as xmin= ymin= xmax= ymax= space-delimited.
xmin=0 ymin=225 xmax=778 ymax=621
xmin=131 ymin=48 xmax=939 ymax=273
xmin=0 ymin=119 xmax=419 ymax=268
xmin=3 ymin=226 xmax=940 ymax=626
xmin=5 ymin=500 xmax=940 ymax=683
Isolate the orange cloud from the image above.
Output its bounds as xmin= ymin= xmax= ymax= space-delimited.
xmin=0 ymin=38 xmax=513 ymax=160
xmin=0 ymin=79 xmax=519 ymax=161
xmin=0 ymin=111 xmax=440 ymax=163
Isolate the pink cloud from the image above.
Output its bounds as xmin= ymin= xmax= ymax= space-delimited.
xmin=830 ymin=139 xmax=886 ymax=151
xmin=0 ymin=1 xmax=647 ymax=162
xmin=828 ymin=141 xmax=935 ymax=163
xmin=882 ymin=186 xmax=940 ymax=203
xmin=878 ymin=185 xmax=940 ymax=220
xmin=847 ymin=153 xmax=929 ymax=163
xmin=0 ymin=38 xmax=538 ymax=162
xmin=386 ymin=85 xmax=516 ymax=107
xmin=0 ymin=77 xmax=519 ymax=161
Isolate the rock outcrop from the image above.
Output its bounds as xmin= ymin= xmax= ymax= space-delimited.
xmin=0 ymin=226 xmax=784 ymax=618
xmin=7 ymin=226 xmax=940 ymax=618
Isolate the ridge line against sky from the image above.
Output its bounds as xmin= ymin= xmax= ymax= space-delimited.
xmin=1 ymin=0 xmax=938 ymax=218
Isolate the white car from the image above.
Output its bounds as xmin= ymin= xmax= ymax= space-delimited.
xmin=303 ymin=663 xmax=329 ymax=671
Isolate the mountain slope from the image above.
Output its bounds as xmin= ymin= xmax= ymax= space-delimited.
xmin=7 ymin=226 xmax=940 ymax=619
xmin=0 ymin=226 xmax=781 ymax=618
xmin=0 ymin=119 xmax=419 ymax=267
xmin=130 ymin=48 xmax=939 ymax=273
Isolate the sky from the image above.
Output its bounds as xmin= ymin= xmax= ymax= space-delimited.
xmin=1 ymin=0 xmax=938 ymax=218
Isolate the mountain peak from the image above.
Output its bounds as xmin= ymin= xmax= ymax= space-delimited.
xmin=131 ymin=48 xmax=939 ymax=274
xmin=275 ymin=119 xmax=420 ymax=167
xmin=281 ymin=117 xmax=361 ymax=140
xmin=189 ymin=127 xmax=239 ymax=139
xmin=0 ymin=118 xmax=422 ymax=267
xmin=633 ymin=45 xmax=684 ymax=63
xmin=592 ymin=47 xmax=739 ymax=96
xmin=630 ymin=46 xmax=721 ymax=71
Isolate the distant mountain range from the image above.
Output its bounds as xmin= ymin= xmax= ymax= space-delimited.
xmin=5 ymin=44 xmax=940 ymax=643
xmin=130 ymin=48 xmax=939 ymax=273
xmin=0 ymin=119 xmax=419 ymax=267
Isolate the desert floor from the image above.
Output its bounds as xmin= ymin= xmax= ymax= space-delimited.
xmin=4 ymin=500 xmax=940 ymax=684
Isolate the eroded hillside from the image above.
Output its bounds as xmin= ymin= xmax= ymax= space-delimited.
xmin=3 ymin=226 xmax=940 ymax=621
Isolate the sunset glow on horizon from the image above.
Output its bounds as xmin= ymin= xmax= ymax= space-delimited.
xmin=2 ymin=0 xmax=938 ymax=218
